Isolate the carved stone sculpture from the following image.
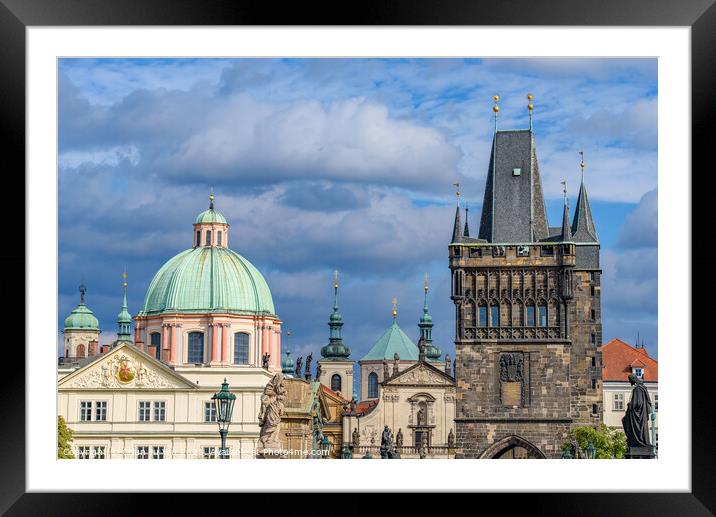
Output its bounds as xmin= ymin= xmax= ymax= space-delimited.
xmin=295 ymin=356 xmax=303 ymax=378
xmin=262 ymin=352 xmax=271 ymax=370
xmin=352 ymin=427 xmax=360 ymax=447
xmin=257 ymin=373 xmax=286 ymax=454
xmin=316 ymin=362 xmax=322 ymax=380
xmin=447 ymin=428 xmax=455 ymax=448
xmin=383 ymin=359 xmax=390 ymax=379
xmin=444 ymin=353 xmax=451 ymax=375
xmin=304 ymin=352 xmax=313 ymax=380
xmin=392 ymin=353 xmax=400 ymax=376
xmin=622 ymin=374 xmax=653 ymax=450
xmin=395 ymin=428 xmax=403 ymax=448
xmin=379 ymin=425 xmax=395 ymax=459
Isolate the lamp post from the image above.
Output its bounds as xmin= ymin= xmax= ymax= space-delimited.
xmin=212 ymin=378 xmax=236 ymax=459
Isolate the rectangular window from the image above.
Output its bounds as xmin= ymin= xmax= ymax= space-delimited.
xmin=591 ymin=333 xmax=596 ymax=345
xmin=655 ymin=394 xmax=658 ymax=411
xmin=152 ymin=446 xmax=165 ymax=459
xmin=591 ymin=379 xmax=597 ymax=390
xmin=633 ymin=367 xmax=644 ymax=379
xmin=613 ymin=393 xmax=624 ymax=411
xmin=204 ymin=401 xmax=217 ymax=422
xmin=136 ymin=446 xmax=149 ymax=459
xmin=217 ymin=231 xmax=222 ymax=246
xmin=92 ymin=446 xmax=106 ymax=459
xmin=526 ymin=306 xmax=535 ymax=327
xmin=205 ymin=230 xmax=212 ymax=246
xmin=490 ymin=305 xmax=500 ymax=327
xmin=512 ymin=167 xmax=521 ymax=176
xmin=590 ymin=309 xmax=596 ymax=321
xmin=77 ymin=446 xmax=91 ymax=459
xmin=478 ymin=306 xmax=487 ymax=328
xmin=203 ymin=446 xmax=216 ymax=459
xmin=591 ymin=356 xmax=596 ymax=367
xmin=590 ymin=286 xmax=595 ymax=296
xmin=538 ymin=305 xmax=547 ymax=327
xmin=153 ymin=401 xmax=166 ymax=422
xmin=138 ymin=401 xmax=151 ymax=421
xmin=80 ymin=401 xmax=92 ymax=421
xmin=95 ymin=401 xmax=107 ymax=421
xmin=592 ymin=404 xmax=598 ymax=415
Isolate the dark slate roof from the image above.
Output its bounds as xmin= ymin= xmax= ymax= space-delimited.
xmin=477 ymin=130 xmax=549 ymax=243
xmin=572 ymin=181 xmax=598 ymax=242
xmin=451 ymin=205 xmax=462 ymax=243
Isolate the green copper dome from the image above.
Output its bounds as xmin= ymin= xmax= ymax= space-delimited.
xmin=195 ymin=208 xmax=228 ymax=225
xmin=64 ymin=303 xmax=100 ymax=331
xmin=138 ymin=247 xmax=275 ymax=316
xmin=361 ymin=322 xmax=418 ymax=362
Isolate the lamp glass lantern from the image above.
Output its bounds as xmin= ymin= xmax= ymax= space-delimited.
xmin=212 ymin=378 xmax=237 ymax=459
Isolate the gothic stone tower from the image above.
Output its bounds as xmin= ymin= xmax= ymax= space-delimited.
xmin=449 ymin=122 xmax=603 ymax=459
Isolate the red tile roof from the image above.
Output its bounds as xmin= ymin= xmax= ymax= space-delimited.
xmin=599 ymin=338 xmax=658 ymax=382
xmin=320 ymin=383 xmax=349 ymax=402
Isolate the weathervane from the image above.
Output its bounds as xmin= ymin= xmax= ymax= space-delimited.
xmin=452 ymin=182 xmax=460 ymax=207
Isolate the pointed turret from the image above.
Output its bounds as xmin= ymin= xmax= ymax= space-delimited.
xmin=463 ymin=204 xmax=470 ymax=237
xmin=572 ymin=154 xmax=598 ymax=242
xmin=116 ymin=271 xmax=132 ymax=344
xmin=560 ymin=180 xmax=572 ymax=241
xmin=451 ymin=204 xmax=462 ymax=243
xmin=320 ymin=271 xmax=351 ymax=359
xmin=419 ymin=273 xmax=442 ymax=361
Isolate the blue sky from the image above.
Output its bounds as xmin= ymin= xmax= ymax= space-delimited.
xmin=58 ymin=58 xmax=658 ymax=375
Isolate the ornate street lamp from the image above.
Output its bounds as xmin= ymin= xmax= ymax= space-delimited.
xmin=212 ymin=378 xmax=236 ymax=459
xmin=586 ymin=441 xmax=596 ymax=459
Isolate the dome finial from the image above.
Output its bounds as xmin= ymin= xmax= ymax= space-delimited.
xmin=392 ymin=297 xmax=398 ymax=322
xmin=209 ymin=187 xmax=215 ymax=210
xmin=492 ymin=95 xmax=500 ymax=132
xmin=527 ymin=93 xmax=534 ymax=130
xmin=579 ymin=151 xmax=585 ymax=184
xmin=452 ymin=182 xmax=460 ymax=207
xmin=79 ymin=281 xmax=87 ymax=304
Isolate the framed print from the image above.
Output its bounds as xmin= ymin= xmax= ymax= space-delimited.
xmin=3 ymin=0 xmax=714 ymax=514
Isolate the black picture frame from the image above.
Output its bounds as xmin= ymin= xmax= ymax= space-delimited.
xmin=3 ymin=0 xmax=713 ymax=514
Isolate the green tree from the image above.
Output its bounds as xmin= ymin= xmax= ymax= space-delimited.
xmin=561 ymin=424 xmax=627 ymax=459
xmin=58 ymin=415 xmax=75 ymax=459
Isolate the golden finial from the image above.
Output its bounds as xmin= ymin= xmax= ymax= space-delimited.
xmin=452 ymin=182 xmax=461 ymax=206
xmin=424 ymin=272 xmax=429 ymax=293
xmin=492 ymin=95 xmax=500 ymax=113
xmin=560 ymin=180 xmax=568 ymax=206
xmin=527 ymin=93 xmax=534 ymax=111
xmin=392 ymin=297 xmax=398 ymax=320
xmin=122 ymin=270 xmax=127 ymax=289
xmin=333 ymin=269 xmax=339 ymax=289
xmin=209 ymin=187 xmax=215 ymax=209
xmin=579 ymin=151 xmax=585 ymax=183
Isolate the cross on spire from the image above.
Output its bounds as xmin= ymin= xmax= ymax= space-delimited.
xmin=79 ymin=282 xmax=87 ymax=304
xmin=579 ymin=151 xmax=585 ymax=184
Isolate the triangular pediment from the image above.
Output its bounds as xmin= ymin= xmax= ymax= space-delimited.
xmin=383 ymin=361 xmax=455 ymax=387
xmin=58 ymin=343 xmax=198 ymax=390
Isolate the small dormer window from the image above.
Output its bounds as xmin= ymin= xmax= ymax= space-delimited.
xmin=633 ymin=367 xmax=644 ymax=379
xmin=513 ymin=167 xmax=521 ymax=176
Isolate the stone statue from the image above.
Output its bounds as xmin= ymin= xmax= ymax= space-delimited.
xmin=383 ymin=359 xmax=390 ymax=379
xmin=395 ymin=428 xmax=403 ymax=448
xmin=305 ymin=352 xmax=313 ymax=380
xmin=352 ymin=427 xmax=360 ymax=447
xmin=295 ymin=356 xmax=303 ymax=378
xmin=447 ymin=428 xmax=455 ymax=448
xmin=349 ymin=397 xmax=357 ymax=414
xmin=418 ymin=337 xmax=426 ymax=362
xmin=316 ymin=362 xmax=323 ymax=380
xmin=418 ymin=433 xmax=428 ymax=459
xmin=452 ymin=357 xmax=457 ymax=378
xmin=262 ymin=352 xmax=270 ymax=370
xmin=445 ymin=353 xmax=451 ymax=375
xmin=257 ymin=373 xmax=286 ymax=454
xmin=417 ymin=405 xmax=427 ymax=426
xmin=379 ymin=425 xmax=395 ymax=459
xmin=392 ymin=353 xmax=400 ymax=376
xmin=622 ymin=373 xmax=653 ymax=450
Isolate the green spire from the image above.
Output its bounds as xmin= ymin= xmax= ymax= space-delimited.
xmin=320 ymin=270 xmax=351 ymax=360
xmin=419 ymin=273 xmax=442 ymax=361
xmin=117 ymin=271 xmax=132 ymax=343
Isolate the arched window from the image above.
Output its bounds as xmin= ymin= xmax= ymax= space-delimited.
xmin=331 ymin=374 xmax=342 ymax=393
xmin=526 ymin=303 xmax=536 ymax=327
xmin=368 ymin=372 xmax=379 ymax=398
xmin=234 ymin=332 xmax=249 ymax=364
xmin=196 ymin=230 xmax=200 ymax=247
xmin=538 ymin=302 xmax=547 ymax=327
xmin=150 ymin=332 xmax=161 ymax=359
xmin=76 ymin=344 xmax=86 ymax=358
xmin=490 ymin=302 xmax=500 ymax=327
xmin=188 ymin=332 xmax=204 ymax=363
xmin=217 ymin=231 xmax=222 ymax=246
xmin=205 ymin=230 xmax=212 ymax=246
xmin=478 ymin=302 xmax=488 ymax=328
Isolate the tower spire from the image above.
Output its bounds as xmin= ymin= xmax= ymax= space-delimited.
xmin=572 ymin=151 xmax=598 ymax=242
xmin=320 ymin=270 xmax=351 ymax=359
xmin=451 ymin=182 xmax=463 ymax=243
xmin=561 ymin=180 xmax=572 ymax=241
xmin=419 ymin=273 xmax=442 ymax=360
xmin=463 ymin=202 xmax=470 ymax=237
xmin=116 ymin=270 xmax=132 ymax=344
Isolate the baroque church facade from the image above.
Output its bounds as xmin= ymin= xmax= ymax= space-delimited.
xmin=449 ymin=100 xmax=603 ymax=458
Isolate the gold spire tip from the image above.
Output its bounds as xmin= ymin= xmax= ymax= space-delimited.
xmin=492 ymin=95 xmax=500 ymax=113
xmin=424 ymin=272 xmax=429 ymax=292
xmin=392 ymin=297 xmax=398 ymax=318
xmin=333 ymin=269 xmax=339 ymax=289
xmin=527 ymin=93 xmax=534 ymax=111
